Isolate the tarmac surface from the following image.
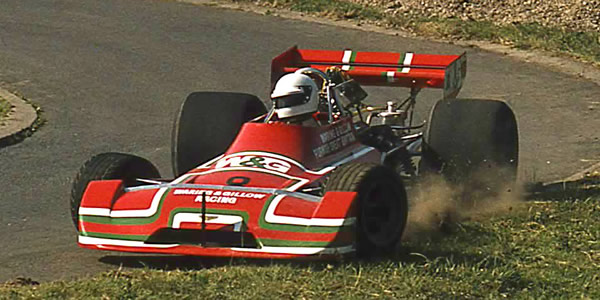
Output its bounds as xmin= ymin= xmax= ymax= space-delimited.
xmin=0 ymin=0 xmax=598 ymax=282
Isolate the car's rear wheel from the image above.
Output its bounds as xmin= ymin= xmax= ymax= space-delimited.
xmin=324 ymin=163 xmax=408 ymax=257
xmin=171 ymin=92 xmax=266 ymax=177
xmin=421 ymin=99 xmax=519 ymax=196
xmin=70 ymin=152 xmax=160 ymax=231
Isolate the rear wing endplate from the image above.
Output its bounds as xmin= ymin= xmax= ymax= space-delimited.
xmin=271 ymin=46 xmax=467 ymax=99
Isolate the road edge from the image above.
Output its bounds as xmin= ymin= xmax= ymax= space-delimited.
xmin=0 ymin=88 xmax=39 ymax=148
xmin=174 ymin=0 xmax=600 ymax=87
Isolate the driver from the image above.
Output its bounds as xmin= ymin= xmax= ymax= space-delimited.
xmin=270 ymin=71 xmax=320 ymax=125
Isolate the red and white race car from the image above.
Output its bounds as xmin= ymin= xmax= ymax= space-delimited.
xmin=71 ymin=46 xmax=518 ymax=258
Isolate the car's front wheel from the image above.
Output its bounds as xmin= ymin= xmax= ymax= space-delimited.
xmin=324 ymin=163 xmax=408 ymax=257
xmin=70 ymin=152 xmax=160 ymax=231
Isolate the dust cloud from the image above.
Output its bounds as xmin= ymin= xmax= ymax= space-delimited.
xmin=402 ymin=171 xmax=524 ymax=241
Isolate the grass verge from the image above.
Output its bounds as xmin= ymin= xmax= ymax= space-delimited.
xmin=235 ymin=0 xmax=600 ymax=65
xmin=0 ymin=93 xmax=44 ymax=148
xmin=0 ymin=97 xmax=12 ymax=124
xmin=2 ymin=193 xmax=599 ymax=299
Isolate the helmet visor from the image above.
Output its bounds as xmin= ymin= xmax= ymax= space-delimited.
xmin=273 ymin=86 xmax=312 ymax=109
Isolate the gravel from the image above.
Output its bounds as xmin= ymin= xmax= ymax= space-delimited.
xmin=348 ymin=0 xmax=600 ymax=32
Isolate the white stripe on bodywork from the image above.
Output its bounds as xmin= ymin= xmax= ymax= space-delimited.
xmin=108 ymin=187 xmax=168 ymax=218
xmin=386 ymin=71 xmax=396 ymax=83
xmin=342 ymin=50 xmax=352 ymax=63
xmin=78 ymin=207 xmax=110 ymax=217
xmin=263 ymin=176 xmax=355 ymax=227
xmin=342 ymin=50 xmax=352 ymax=71
xmin=79 ymin=148 xmax=374 ymax=221
xmin=402 ymin=53 xmax=413 ymax=73
xmin=79 ymin=235 xmax=353 ymax=255
xmin=80 ymin=167 xmax=313 ymax=218
xmin=79 ymin=187 xmax=167 ymax=218
xmin=265 ymin=194 xmax=356 ymax=226
xmin=78 ymin=236 xmax=178 ymax=248
xmin=172 ymin=213 xmax=243 ymax=231
xmin=232 ymin=245 xmax=355 ymax=255
xmin=173 ymin=168 xmax=355 ymax=227
xmin=79 ymin=169 xmax=199 ymax=218
xmin=261 ymin=146 xmax=372 ymax=227
xmin=180 ymin=167 xmax=311 ymax=192
xmin=203 ymin=151 xmax=333 ymax=175
xmin=329 ymin=146 xmax=376 ymax=168
xmin=205 ymin=148 xmax=374 ymax=175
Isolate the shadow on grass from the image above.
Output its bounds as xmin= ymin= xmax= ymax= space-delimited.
xmin=525 ymin=175 xmax=600 ymax=201
xmin=98 ymin=220 xmax=497 ymax=273
xmin=97 ymin=176 xmax=600 ymax=273
xmin=99 ymin=255 xmax=338 ymax=271
xmin=395 ymin=223 xmax=496 ymax=264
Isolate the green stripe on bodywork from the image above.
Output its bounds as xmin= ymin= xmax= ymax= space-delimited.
xmin=349 ymin=51 xmax=357 ymax=70
xmin=80 ymin=231 xmax=147 ymax=241
xmin=80 ymin=168 xmax=351 ymax=234
xmin=258 ymin=194 xmax=352 ymax=234
xmin=397 ymin=52 xmax=406 ymax=72
xmin=79 ymin=188 xmax=171 ymax=225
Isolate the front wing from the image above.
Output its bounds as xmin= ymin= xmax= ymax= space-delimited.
xmin=77 ymin=180 xmax=358 ymax=259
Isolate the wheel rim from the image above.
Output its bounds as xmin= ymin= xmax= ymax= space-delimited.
xmin=360 ymin=181 xmax=403 ymax=247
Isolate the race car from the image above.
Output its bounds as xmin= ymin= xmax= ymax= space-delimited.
xmin=71 ymin=46 xmax=518 ymax=258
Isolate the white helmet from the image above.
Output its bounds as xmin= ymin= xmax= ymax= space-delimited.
xmin=271 ymin=71 xmax=319 ymax=119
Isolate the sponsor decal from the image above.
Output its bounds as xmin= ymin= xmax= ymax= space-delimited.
xmin=195 ymin=196 xmax=236 ymax=204
xmin=319 ymin=122 xmax=351 ymax=143
xmin=215 ymin=155 xmax=291 ymax=173
xmin=314 ymin=122 xmax=356 ymax=159
xmin=173 ymin=189 xmax=266 ymax=205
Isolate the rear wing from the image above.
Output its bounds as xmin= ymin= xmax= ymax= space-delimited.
xmin=271 ymin=46 xmax=467 ymax=99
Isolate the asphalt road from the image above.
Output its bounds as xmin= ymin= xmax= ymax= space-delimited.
xmin=0 ymin=0 xmax=598 ymax=282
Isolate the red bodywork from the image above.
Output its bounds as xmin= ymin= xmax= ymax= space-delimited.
xmin=77 ymin=47 xmax=466 ymax=258
xmin=272 ymin=46 xmax=466 ymax=99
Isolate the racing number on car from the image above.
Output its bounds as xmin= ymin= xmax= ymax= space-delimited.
xmin=226 ymin=176 xmax=250 ymax=186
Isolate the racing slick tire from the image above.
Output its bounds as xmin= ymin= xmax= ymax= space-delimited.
xmin=421 ymin=99 xmax=519 ymax=195
xmin=171 ymin=92 xmax=266 ymax=177
xmin=70 ymin=152 xmax=161 ymax=230
xmin=325 ymin=163 xmax=408 ymax=257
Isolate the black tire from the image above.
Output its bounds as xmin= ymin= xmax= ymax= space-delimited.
xmin=70 ymin=152 xmax=161 ymax=230
xmin=421 ymin=99 xmax=519 ymax=190
xmin=171 ymin=92 xmax=266 ymax=176
xmin=325 ymin=163 xmax=408 ymax=257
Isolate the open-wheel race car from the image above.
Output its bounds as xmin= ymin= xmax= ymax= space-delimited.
xmin=71 ymin=46 xmax=518 ymax=259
